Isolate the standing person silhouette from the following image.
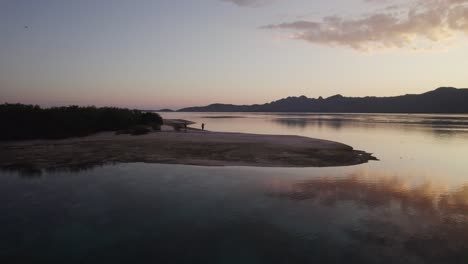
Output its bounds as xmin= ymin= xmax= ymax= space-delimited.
xmin=201 ymin=123 xmax=205 ymax=131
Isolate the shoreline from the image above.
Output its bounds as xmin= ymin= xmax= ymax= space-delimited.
xmin=0 ymin=129 xmax=377 ymax=173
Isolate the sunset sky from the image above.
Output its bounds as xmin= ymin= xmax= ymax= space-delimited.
xmin=1 ymin=0 xmax=468 ymax=109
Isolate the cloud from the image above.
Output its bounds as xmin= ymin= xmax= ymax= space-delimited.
xmin=262 ymin=0 xmax=468 ymax=51
xmin=221 ymin=0 xmax=274 ymax=7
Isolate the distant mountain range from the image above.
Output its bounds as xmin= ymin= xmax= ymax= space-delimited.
xmin=178 ymin=87 xmax=468 ymax=113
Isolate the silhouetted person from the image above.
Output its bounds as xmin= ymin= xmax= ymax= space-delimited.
xmin=202 ymin=123 xmax=205 ymax=131
xmin=184 ymin=121 xmax=187 ymax=132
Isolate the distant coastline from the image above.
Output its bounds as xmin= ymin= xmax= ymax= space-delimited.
xmin=177 ymin=87 xmax=468 ymax=114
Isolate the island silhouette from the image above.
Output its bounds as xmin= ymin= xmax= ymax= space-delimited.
xmin=179 ymin=87 xmax=468 ymax=113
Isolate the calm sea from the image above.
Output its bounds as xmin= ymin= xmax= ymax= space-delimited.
xmin=1 ymin=113 xmax=468 ymax=263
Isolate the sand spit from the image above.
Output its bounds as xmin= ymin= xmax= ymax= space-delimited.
xmin=0 ymin=130 xmax=377 ymax=173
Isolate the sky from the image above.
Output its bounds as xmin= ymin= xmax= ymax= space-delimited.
xmin=1 ymin=0 xmax=468 ymax=109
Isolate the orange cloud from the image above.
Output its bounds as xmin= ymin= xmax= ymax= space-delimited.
xmin=262 ymin=0 xmax=468 ymax=51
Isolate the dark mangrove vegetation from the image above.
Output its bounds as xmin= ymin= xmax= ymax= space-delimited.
xmin=0 ymin=104 xmax=163 ymax=141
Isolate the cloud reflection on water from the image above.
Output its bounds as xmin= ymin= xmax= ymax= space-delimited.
xmin=268 ymin=171 xmax=468 ymax=263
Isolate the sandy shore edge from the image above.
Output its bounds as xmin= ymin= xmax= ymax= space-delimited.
xmin=0 ymin=130 xmax=377 ymax=173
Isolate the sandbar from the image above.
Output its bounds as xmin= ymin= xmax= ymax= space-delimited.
xmin=0 ymin=130 xmax=377 ymax=173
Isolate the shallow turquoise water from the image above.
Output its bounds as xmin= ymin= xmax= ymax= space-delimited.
xmin=1 ymin=113 xmax=468 ymax=263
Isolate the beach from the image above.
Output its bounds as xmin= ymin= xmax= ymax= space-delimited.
xmin=0 ymin=128 xmax=376 ymax=172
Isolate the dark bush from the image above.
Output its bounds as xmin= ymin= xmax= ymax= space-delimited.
xmin=151 ymin=123 xmax=162 ymax=131
xmin=0 ymin=104 xmax=163 ymax=140
xmin=129 ymin=126 xmax=151 ymax=135
xmin=139 ymin=112 xmax=163 ymax=125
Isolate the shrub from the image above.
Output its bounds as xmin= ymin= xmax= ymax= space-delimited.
xmin=151 ymin=123 xmax=162 ymax=131
xmin=139 ymin=112 xmax=163 ymax=125
xmin=0 ymin=104 xmax=163 ymax=140
xmin=129 ymin=126 xmax=151 ymax=135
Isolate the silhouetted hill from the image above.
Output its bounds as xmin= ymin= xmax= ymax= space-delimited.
xmin=179 ymin=87 xmax=468 ymax=113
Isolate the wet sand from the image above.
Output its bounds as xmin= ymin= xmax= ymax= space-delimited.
xmin=0 ymin=130 xmax=377 ymax=172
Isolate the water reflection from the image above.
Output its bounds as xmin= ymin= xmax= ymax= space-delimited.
xmin=274 ymin=117 xmax=353 ymax=130
xmin=268 ymin=172 xmax=468 ymax=263
xmin=0 ymin=162 xmax=109 ymax=178
xmin=273 ymin=114 xmax=468 ymax=135
xmin=0 ymin=163 xmax=43 ymax=178
xmin=1 ymin=164 xmax=468 ymax=263
xmin=269 ymin=173 xmax=468 ymax=215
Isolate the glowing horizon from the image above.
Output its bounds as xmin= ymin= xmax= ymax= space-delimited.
xmin=1 ymin=0 xmax=468 ymax=109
